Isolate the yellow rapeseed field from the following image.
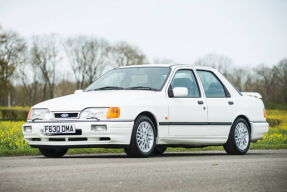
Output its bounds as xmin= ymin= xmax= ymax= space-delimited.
xmin=0 ymin=110 xmax=286 ymax=150
xmin=257 ymin=110 xmax=287 ymax=145
xmin=0 ymin=121 xmax=30 ymax=149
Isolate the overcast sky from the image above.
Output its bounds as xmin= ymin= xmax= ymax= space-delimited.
xmin=1 ymin=0 xmax=286 ymax=68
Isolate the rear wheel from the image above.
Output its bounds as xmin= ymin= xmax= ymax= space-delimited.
xmin=124 ymin=115 xmax=156 ymax=158
xmin=39 ymin=148 xmax=68 ymax=158
xmin=224 ymin=118 xmax=250 ymax=155
xmin=153 ymin=146 xmax=167 ymax=154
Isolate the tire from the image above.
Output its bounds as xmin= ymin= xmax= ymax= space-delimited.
xmin=124 ymin=115 xmax=156 ymax=158
xmin=39 ymin=148 xmax=68 ymax=158
xmin=223 ymin=118 xmax=250 ymax=155
xmin=153 ymin=146 xmax=167 ymax=155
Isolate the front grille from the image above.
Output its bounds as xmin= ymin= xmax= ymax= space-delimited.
xmin=47 ymin=129 xmax=82 ymax=136
xmin=55 ymin=113 xmax=78 ymax=118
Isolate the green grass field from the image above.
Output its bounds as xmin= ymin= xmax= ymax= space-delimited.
xmin=0 ymin=109 xmax=286 ymax=157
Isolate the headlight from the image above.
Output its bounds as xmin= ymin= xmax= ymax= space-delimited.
xmin=80 ymin=107 xmax=120 ymax=119
xmin=29 ymin=108 xmax=50 ymax=120
xmin=80 ymin=108 xmax=109 ymax=119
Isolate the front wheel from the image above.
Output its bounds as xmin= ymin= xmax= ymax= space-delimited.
xmin=39 ymin=148 xmax=68 ymax=158
xmin=124 ymin=115 xmax=156 ymax=158
xmin=224 ymin=118 xmax=250 ymax=155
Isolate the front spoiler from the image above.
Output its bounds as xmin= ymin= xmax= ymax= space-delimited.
xmin=30 ymin=144 xmax=129 ymax=149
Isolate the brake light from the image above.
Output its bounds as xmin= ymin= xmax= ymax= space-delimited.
xmin=263 ymin=108 xmax=266 ymax=117
xmin=27 ymin=109 xmax=33 ymax=120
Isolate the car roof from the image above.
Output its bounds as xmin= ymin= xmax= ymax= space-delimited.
xmin=118 ymin=64 xmax=214 ymax=70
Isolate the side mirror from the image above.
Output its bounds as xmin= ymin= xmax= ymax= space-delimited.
xmin=173 ymin=87 xmax=188 ymax=97
xmin=74 ymin=90 xmax=83 ymax=94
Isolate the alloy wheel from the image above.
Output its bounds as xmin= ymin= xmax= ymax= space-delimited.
xmin=136 ymin=121 xmax=154 ymax=153
xmin=235 ymin=122 xmax=249 ymax=150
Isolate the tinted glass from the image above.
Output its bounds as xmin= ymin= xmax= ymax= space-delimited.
xmin=85 ymin=67 xmax=170 ymax=91
xmin=197 ymin=70 xmax=226 ymax=98
xmin=171 ymin=70 xmax=200 ymax=98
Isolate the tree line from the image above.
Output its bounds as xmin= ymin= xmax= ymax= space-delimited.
xmin=0 ymin=25 xmax=286 ymax=109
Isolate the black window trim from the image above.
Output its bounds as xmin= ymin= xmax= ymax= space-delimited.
xmin=167 ymin=68 xmax=202 ymax=98
xmin=196 ymin=69 xmax=231 ymax=98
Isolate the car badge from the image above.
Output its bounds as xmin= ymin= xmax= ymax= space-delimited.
xmin=61 ymin=113 xmax=69 ymax=118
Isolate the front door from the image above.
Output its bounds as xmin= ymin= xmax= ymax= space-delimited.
xmin=167 ymin=69 xmax=208 ymax=136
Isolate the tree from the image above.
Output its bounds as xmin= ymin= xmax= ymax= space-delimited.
xmin=254 ymin=64 xmax=275 ymax=102
xmin=64 ymin=36 xmax=109 ymax=89
xmin=109 ymin=41 xmax=147 ymax=67
xmin=194 ymin=53 xmax=233 ymax=76
xmin=30 ymin=34 xmax=61 ymax=100
xmin=273 ymin=58 xmax=287 ymax=104
xmin=152 ymin=58 xmax=174 ymax=64
xmin=55 ymin=74 xmax=76 ymax=97
xmin=227 ymin=67 xmax=248 ymax=91
xmin=0 ymin=26 xmax=26 ymax=107
xmin=17 ymin=54 xmax=40 ymax=106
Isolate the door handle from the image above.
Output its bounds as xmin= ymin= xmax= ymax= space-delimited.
xmin=228 ymin=101 xmax=234 ymax=105
xmin=198 ymin=101 xmax=204 ymax=104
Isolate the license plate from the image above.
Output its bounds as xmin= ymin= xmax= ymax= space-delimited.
xmin=43 ymin=125 xmax=76 ymax=134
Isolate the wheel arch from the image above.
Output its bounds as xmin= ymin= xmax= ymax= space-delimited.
xmin=136 ymin=111 xmax=158 ymax=137
xmin=233 ymin=115 xmax=252 ymax=134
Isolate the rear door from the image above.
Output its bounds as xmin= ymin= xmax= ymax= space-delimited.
xmin=196 ymin=70 xmax=237 ymax=137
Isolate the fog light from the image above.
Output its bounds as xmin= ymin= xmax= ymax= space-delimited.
xmin=24 ymin=126 xmax=32 ymax=133
xmin=91 ymin=125 xmax=107 ymax=131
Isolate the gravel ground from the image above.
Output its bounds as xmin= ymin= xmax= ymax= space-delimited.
xmin=0 ymin=149 xmax=287 ymax=192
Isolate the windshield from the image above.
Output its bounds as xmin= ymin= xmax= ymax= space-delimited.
xmin=84 ymin=67 xmax=171 ymax=91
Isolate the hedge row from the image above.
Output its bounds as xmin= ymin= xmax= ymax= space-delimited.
xmin=266 ymin=118 xmax=281 ymax=127
xmin=0 ymin=110 xmax=29 ymax=121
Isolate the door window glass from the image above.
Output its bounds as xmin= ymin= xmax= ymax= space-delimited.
xmin=171 ymin=70 xmax=200 ymax=98
xmin=197 ymin=70 xmax=226 ymax=98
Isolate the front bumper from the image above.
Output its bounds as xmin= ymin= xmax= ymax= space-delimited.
xmin=22 ymin=120 xmax=134 ymax=149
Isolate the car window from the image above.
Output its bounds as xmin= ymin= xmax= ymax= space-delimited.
xmin=129 ymin=74 xmax=148 ymax=87
xmin=96 ymin=72 xmax=126 ymax=87
xmin=85 ymin=67 xmax=171 ymax=91
xmin=197 ymin=70 xmax=226 ymax=98
xmin=171 ymin=70 xmax=200 ymax=98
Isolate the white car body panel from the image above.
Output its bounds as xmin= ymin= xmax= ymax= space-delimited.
xmin=22 ymin=64 xmax=269 ymax=149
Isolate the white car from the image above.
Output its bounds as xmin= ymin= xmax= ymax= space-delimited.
xmin=22 ymin=64 xmax=269 ymax=158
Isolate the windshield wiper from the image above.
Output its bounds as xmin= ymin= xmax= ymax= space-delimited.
xmin=86 ymin=86 xmax=124 ymax=91
xmin=125 ymin=86 xmax=157 ymax=91
xmin=32 ymin=118 xmax=42 ymax=122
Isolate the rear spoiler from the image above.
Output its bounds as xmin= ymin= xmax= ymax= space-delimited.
xmin=241 ymin=92 xmax=262 ymax=99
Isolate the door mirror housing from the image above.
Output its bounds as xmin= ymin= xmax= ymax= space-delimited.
xmin=74 ymin=90 xmax=83 ymax=94
xmin=168 ymin=86 xmax=174 ymax=97
xmin=173 ymin=87 xmax=188 ymax=97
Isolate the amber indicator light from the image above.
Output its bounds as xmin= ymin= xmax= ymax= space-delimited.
xmin=27 ymin=109 xmax=33 ymax=120
xmin=107 ymin=107 xmax=120 ymax=118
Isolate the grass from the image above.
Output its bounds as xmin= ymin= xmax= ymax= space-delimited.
xmin=0 ymin=109 xmax=287 ymax=157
